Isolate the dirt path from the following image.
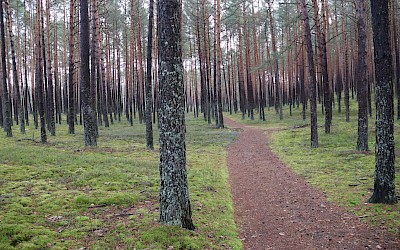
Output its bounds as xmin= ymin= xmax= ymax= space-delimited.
xmin=225 ymin=117 xmax=399 ymax=250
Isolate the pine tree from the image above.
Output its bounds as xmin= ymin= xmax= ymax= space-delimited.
xmin=158 ymin=0 xmax=195 ymax=230
xmin=368 ymin=0 xmax=397 ymax=204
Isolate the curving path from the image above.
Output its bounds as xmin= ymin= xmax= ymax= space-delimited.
xmin=225 ymin=117 xmax=399 ymax=250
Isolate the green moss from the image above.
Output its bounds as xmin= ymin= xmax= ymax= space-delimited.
xmin=0 ymin=116 xmax=241 ymax=249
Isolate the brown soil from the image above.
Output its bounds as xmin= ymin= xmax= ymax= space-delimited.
xmin=225 ymin=117 xmax=399 ymax=250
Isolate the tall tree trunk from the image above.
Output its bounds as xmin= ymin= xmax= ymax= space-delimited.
xmin=54 ymin=16 xmax=61 ymax=125
xmin=368 ymin=0 xmax=397 ymax=204
xmin=356 ymin=0 xmax=369 ymax=151
xmin=299 ymin=0 xmax=318 ymax=148
xmin=215 ymin=0 xmax=223 ymax=127
xmin=90 ymin=0 xmax=98 ymax=136
xmin=342 ymin=0 xmax=350 ymax=122
xmin=36 ymin=0 xmax=46 ymax=143
xmin=391 ymin=0 xmax=400 ymax=120
xmin=44 ymin=0 xmax=55 ymax=135
xmin=268 ymin=1 xmax=282 ymax=120
xmin=81 ymin=0 xmax=97 ymax=146
xmin=68 ymin=0 xmax=76 ymax=134
xmin=4 ymin=0 xmax=23 ymax=134
xmin=0 ymin=0 xmax=12 ymax=137
xmin=158 ymin=0 xmax=195 ymax=230
xmin=243 ymin=6 xmax=254 ymax=120
xmin=145 ymin=0 xmax=154 ymax=149
xmin=313 ymin=0 xmax=332 ymax=133
xmin=334 ymin=0 xmax=342 ymax=114
xmin=238 ymin=8 xmax=246 ymax=120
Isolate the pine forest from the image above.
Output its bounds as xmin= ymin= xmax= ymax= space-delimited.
xmin=0 ymin=0 xmax=399 ymax=249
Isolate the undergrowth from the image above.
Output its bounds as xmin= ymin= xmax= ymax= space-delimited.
xmin=227 ymin=100 xmax=400 ymax=235
xmin=0 ymin=117 xmax=241 ymax=249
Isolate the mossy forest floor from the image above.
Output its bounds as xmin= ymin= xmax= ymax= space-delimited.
xmin=0 ymin=101 xmax=399 ymax=249
xmin=0 ymin=118 xmax=241 ymax=249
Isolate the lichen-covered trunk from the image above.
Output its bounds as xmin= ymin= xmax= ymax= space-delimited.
xmin=369 ymin=0 xmax=397 ymax=204
xmin=157 ymin=0 xmax=195 ymax=230
xmin=0 ymin=0 xmax=12 ymax=137
xmin=80 ymin=0 xmax=97 ymax=147
xmin=356 ymin=0 xmax=369 ymax=151
xmin=299 ymin=0 xmax=318 ymax=148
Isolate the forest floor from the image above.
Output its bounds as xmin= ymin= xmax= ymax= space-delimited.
xmin=225 ymin=117 xmax=400 ymax=250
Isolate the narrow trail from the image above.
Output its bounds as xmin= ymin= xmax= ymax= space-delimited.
xmin=225 ymin=117 xmax=399 ymax=250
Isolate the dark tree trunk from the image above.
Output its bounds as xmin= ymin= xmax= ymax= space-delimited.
xmin=68 ymin=0 xmax=76 ymax=134
xmin=0 ymin=0 xmax=12 ymax=137
xmin=342 ymin=0 xmax=350 ymax=122
xmin=145 ymin=0 xmax=154 ymax=149
xmin=215 ymin=0 xmax=223 ymax=128
xmin=36 ymin=0 xmax=46 ymax=143
xmin=238 ymin=13 xmax=246 ymax=120
xmin=368 ymin=0 xmax=397 ymax=204
xmin=314 ymin=0 xmax=332 ymax=134
xmin=268 ymin=2 xmax=282 ymax=120
xmin=157 ymin=0 xmax=195 ymax=230
xmin=356 ymin=0 xmax=369 ymax=151
xmin=80 ymin=0 xmax=97 ymax=146
xmin=299 ymin=0 xmax=318 ymax=148
xmin=5 ymin=0 xmax=23 ymax=134
xmin=45 ymin=0 xmax=55 ymax=136
xmin=90 ymin=0 xmax=98 ymax=137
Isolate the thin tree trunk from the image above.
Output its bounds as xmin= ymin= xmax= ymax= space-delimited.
xmin=145 ymin=0 xmax=154 ymax=149
xmin=4 ymin=0 xmax=23 ymax=134
xmin=68 ymin=0 xmax=76 ymax=134
xmin=356 ymin=0 xmax=369 ymax=151
xmin=299 ymin=0 xmax=318 ymax=148
xmin=342 ymin=0 xmax=350 ymax=122
xmin=36 ymin=0 xmax=46 ymax=143
xmin=215 ymin=0 xmax=223 ymax=127
xmin=45 ymin=0 xmax=55 ymax=135
xmin=313 ymin=0 xmax=332 ymax=133
xmin=268 ymin=1 xmax=282 ymax=120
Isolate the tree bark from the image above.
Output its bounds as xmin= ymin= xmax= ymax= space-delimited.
xmin=145 ymin=0 xmax=154 ymax=149
xmin=80 ymin=0 xmax=97 ymax=146
xmin=215 ymin=0 xmax=224 ymax=127
xmin=36 ymin=0 xmax=46 ymax=143
xmin=368 ymin=0 xmax=397 ymax=204
xmin=299 ymin=0 xmax=318 ymax=148
xmin=356 ymin=0 xmax=369 ymax=151
xmin=268 ymin=1 xmax=282 ymax=120
xmin=0 ymin=0 xmax=12 ymax=137
xmin=157 ymin=0 xmax=195 ymax=230
xmin=4 ymin=0 xmax=23 ymax=134
xmin=45 ymin=0 xmax=55 ymax=136
xmin=68 ymin=0 xmax=76 ymax=134
xmin=342 ymin=0 xmax=350 ymax=122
